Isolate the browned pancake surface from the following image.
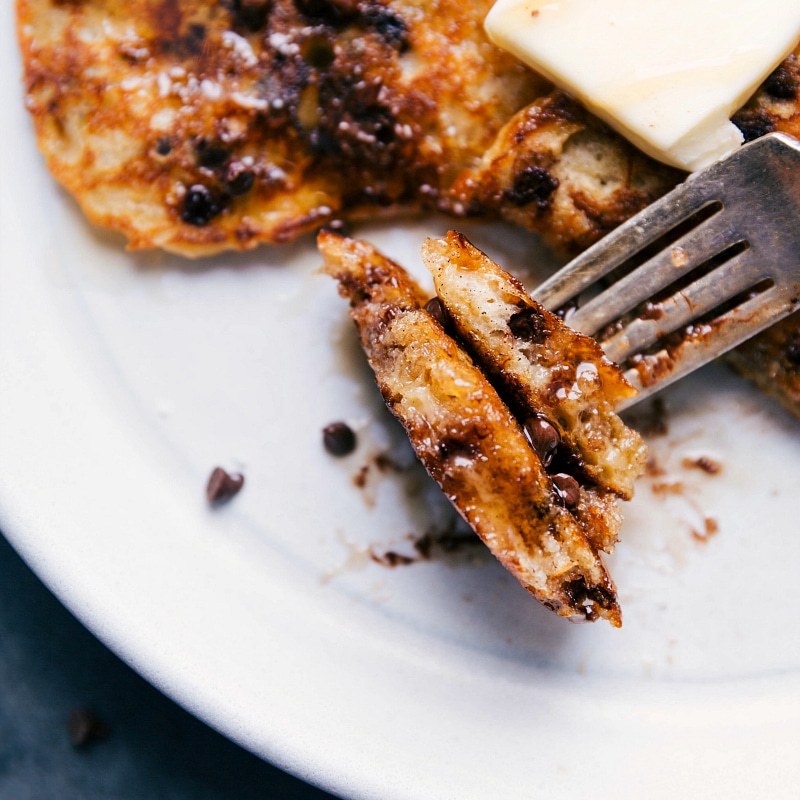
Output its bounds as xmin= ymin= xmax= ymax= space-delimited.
xmin=17 ymin=0 xmax=546 ymax=255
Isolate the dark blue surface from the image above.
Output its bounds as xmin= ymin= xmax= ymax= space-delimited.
xmin=0 ymin=533 xmax=340 ymax=799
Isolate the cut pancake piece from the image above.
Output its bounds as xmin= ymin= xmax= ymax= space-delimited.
xmin=422 ymin=231 xmax=647 ymax=500
xmin=319 ymin=230 xmax=624 ymax=625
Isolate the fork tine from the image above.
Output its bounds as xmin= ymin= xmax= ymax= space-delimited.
xmin=601 ymin=246 xmax=768 ymax=363
xmin=533 ymin=133 xmax=800 ymax=315
xmin=532 ymin=183 xmax=717 ymax=311
xmin=565 ymin=211 xmax=737 ymax=335
xmin=616 ymin=286 xmax=800 ymax=410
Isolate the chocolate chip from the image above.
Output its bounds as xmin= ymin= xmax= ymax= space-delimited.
xmin=522 ymin=414 xmax=560 ymax=467
xmin=361 ymin=5 xmax=408 ymax=50
xmin=206 ymin=467 xmax=245 ymax=503
xmin=188 ymin=23 xmax=206 ymax=42
xmin=562 ymin=576 xmax=615 ymax=618
xmin=508 ymin=306 xmax=548 ymax=344
xmin=552 ymin=473 xmax=580 ymax=507
xmin=232 ymin=0 xmax=272 ymax=31
xmin=322 ymin=421 xmax=357 ymax=456
xmin=294 ymin=0 xmax=358 ymax=23
xmin=155 ymin=137 xmax=172 ymax=156
xmin=195 ymin=140 xmax=230 ymax=168
xmin=225 ymin=162 xmax=255 ymax=195
xmin=763 ymin=65 xmax=798 ymax=100
xmin=425 ymin=297 xmax=448 ymax=328
xmin=731 ymin=109 xmax=776 ymax=143
xmin=182 ymin=185 xmax=222 ymax=226
xmin=67 ymin=708 xmax=110 ymax=748
xmin=504 ymin=165 xmax=559 ymax=209
xmin=438 ymin=434 xmax=478 ymax=460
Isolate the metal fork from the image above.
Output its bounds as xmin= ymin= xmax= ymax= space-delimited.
xmin=531 ymin=132 xmax=800 ymax=410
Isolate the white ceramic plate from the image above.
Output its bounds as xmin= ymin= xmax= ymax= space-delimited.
xmin=2 ymin=8 xmax=799 ymax=798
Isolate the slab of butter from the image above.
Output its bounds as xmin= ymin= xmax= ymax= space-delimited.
xmin=485 ymin=0 xmax=800 ymax=172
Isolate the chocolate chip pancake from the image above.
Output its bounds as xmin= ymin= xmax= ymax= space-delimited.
xmin=17 ymin=0 xmax=549 ymax=255
xmin=17 ymin=0 xmax=679 ymax=256
xmin=321 ymin=230 xmax=648 ymax=624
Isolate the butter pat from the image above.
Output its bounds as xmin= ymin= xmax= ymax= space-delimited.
xmin=485 ymin=0 xmax=800 ymax=172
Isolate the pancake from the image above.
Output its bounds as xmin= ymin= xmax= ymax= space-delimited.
xmin=320 ymin=229 xmax=649 ymax=624
xmin=17 ymin=0 xmax=680 ymax=256
xmin=17 ymin=0 xmax=549 ymax=255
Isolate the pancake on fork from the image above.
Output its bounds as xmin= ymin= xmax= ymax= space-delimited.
xmin=320 ymin=229 xmax=648 ymax=625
